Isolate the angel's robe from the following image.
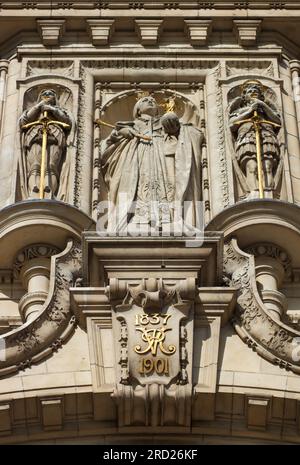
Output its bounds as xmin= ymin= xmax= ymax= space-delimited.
xmin=101 ymin=114 xmax=203 ymax=233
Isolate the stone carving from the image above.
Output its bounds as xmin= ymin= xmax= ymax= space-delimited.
xmin=13 ymin=244 xmax=60 ymax=277
xmin=14 ymin=328 xmax=40 ymax=354
xmin=19 ymin=88 xmax=72 ymax=200
xmin=223 ymin=238 xmax=300 ymax=373
xmin=109 ymin=277 xmax=194 ymax=427
xmin=100 ymin=94 xmax=203 ymax=233
xmin=228 ymin=80 xmax=282 ymax=199
xmin=82 ymin=59 xmax=218 ymax=70
xmin=26 ymin=60 xmax=74 ymax=77
xmin=118 ymin=318 xmax=129 ymax=384
xmin=74 ymin=66 xmax=88 ymax=208
xmin=214 ymin=64 xmax=230 ymax=208
xmin=245 ymin=243 xmax=292 ymax=278
xmin=226 ymin=61 xmax=274 ymax=77
xmin=112 ymin=383 xmax=191 ymax=427
xmin=0 ymin=239 xmax=81 ymax=377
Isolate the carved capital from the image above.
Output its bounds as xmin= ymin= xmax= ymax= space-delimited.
xmin=233 ymin=19 xmax=261 ymax=46
xmin=0 ymin=60 xmax=9 ymax=74
xmin=37 ymin=19 xmax=66 ymax=46
xmin=184 ymin=19 xmax=212 ymax=45
xmin=245 ymin=243 xmax=292 ymax=280
xmin=135 ymin=19 xmax=163 ymax=45
xmin=290 ymin=59 xmax=300 ymax=74
xmin=86 ymin=19 xmax=115 ymax=45
xmin=13 ymin=244 xmax=60 ymax=278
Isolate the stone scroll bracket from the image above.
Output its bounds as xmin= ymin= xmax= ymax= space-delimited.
xmin=0 ymin=200 xmax=93 ymax=377
xmin=207 ymin=199 xmax=300 ymax=374
xmin=223 ymin=237 xmax=300 ymax=374
xmin=0 ymin=239 xmax=81 ymax=377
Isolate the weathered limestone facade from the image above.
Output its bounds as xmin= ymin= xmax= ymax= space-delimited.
xmin=2 ymin=0 xmax=300 ymax=445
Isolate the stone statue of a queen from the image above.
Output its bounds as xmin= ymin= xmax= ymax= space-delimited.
xmin=100 ymin=94 xmax=204 ymax=234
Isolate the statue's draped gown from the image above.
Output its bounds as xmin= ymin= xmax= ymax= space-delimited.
xmin=101 ymin=114 xmax=203 ymax=233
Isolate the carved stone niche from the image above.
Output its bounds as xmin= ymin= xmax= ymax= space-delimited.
xmin=16 ymin=76 xmax=80 ymax=206
xmin=71 ymin=234 xmax=236 ymax=431
xmin=224 ymin=76 xmax=287 ymax=203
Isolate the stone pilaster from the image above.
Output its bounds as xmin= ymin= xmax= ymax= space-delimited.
xmin=0 ymin=60 xmax=9 ymax=137
xmin=290 ymin=59 xmax=300 ymax=138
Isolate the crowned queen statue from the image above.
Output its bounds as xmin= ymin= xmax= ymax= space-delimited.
xmin=99 ymin=93 xmax=204 ymax=234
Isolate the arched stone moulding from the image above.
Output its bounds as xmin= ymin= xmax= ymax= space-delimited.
xmin=0 ymin=200 xmax=93 ymax=377
xmin=208 ymin=199 xmax=300 ymax=374
xmin=99 ymin=88 xmax=202 ymax=133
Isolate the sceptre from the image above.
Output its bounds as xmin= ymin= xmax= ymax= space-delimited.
xmin=95 ymin=119 xmax=152 ymax=141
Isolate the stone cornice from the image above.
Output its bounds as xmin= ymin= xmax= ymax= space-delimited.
xmin=12 ymin=44 xmax=283 ymax=62
xmin=1 ymin=1 xmax=300 ymax=11
xmin=1 ymin=2 xmax=300 ymax=19
xmin=0 ymin=16 xmax=298 ymax=60
xmin=0 ymin=389 xmax=299 ymax=443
